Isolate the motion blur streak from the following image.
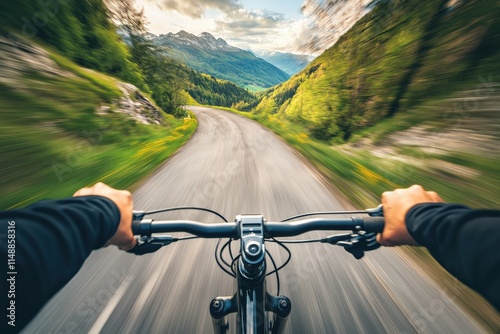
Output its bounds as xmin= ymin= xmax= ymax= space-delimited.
xmin=22 ymin=107 xmax=486 ymax=333
xmin=301 ymin=0 xmax=372 ymax=54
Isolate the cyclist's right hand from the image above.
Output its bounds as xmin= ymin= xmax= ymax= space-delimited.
xmin=378 ymin=185 xmax=444 ymax=246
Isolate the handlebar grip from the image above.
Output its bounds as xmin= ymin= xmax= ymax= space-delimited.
xmin=132 ymin=218 xmax=152 ymax=236
xmin=132 ymin=211 xmax=146 ymax=235
xmin=132 ymin=218 xmax=141 ymax=235
xmin=362 ymin=217 xmax=385 ymax=233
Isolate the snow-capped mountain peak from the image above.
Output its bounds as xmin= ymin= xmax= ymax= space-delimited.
xmin=159 ymin=31 xmax=238 ymax=51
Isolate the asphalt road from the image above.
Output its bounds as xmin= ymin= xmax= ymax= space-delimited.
xmin=22 ymin=106 xmax=485 ymax=333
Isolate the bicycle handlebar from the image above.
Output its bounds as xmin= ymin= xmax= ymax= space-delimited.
xmin=132 ymin=216 xmax=385 ymax=238
xmin=133 ymin=219 xmax=237 ymax=237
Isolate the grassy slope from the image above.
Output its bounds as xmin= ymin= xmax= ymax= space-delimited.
xmin=1 ymin=47 xmax=197 ymax=209
xmin=253 ymin=0 xmax=500 ymax=141
xmin=239 ymin=107 xmax=499 ymax=209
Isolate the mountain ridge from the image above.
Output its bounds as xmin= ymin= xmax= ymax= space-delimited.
xmin=160 ymin=31 xmax=240 ymax=52
xmin=151 ymin=30 xmax=290 ymax=89
xmin=256 ymin=51 xmax=315 ymax=76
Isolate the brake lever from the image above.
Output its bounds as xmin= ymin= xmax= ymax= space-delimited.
xmin=326 ymin=204 xmax=382 ymax=259
xmin=366 ymin=204 xmax=383 ymax=217
xmin=132 ymin=210 xmax=146 ymax=220
xmin=337 ymin=231 xmax=380 ymax=259
xmin=321 ymin=233 xmax=352 ymax=244
xmin=127 ymin=235 xmax=176 ymax=255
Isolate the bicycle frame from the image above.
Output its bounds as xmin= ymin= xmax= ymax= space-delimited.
xmin=209 ymin=215 xmax=291 ymax=334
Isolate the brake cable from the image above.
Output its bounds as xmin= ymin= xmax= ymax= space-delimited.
xmin=142 ymin=206 xmax=228 ymax=222
xmin=265 ymin=248 xmax=280 ymax=295
xmin=266 ymin=238 xmax=292 ymax=276
xmin=267 ymin=238 xmax=323 ymax=244
xmin=280 ymin=210 xmax=369 ymax=222
xmin=219 ymin=238 xmax=233 ymax=268
xmin=219 ymin=238 xmax=237 ymax=277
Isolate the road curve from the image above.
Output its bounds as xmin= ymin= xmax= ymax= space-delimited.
xmin=22 ymin=106 xmax=484 ymax=333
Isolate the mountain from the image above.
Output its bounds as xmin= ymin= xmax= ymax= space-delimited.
xmin=153 ymin=31 xmax=290 ymax=90
xmin=252 ymin=0 xmax=500 ymax=141
xmin=256 ymin=51 xmax=315 ymax=76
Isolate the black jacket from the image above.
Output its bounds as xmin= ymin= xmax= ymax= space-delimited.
xmin=406 ymin=203 xmax=500 ymax=310
xmin=0 ymin=196 xmax=120 ymax=333
xmin=0 ymin=199 xmax=498 ymax=332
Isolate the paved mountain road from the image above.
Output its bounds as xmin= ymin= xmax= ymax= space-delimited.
xmin=22 ymin=106 xmax=484 ymax=333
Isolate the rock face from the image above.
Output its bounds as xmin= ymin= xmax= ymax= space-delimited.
xmin=114 ymin=82 xmax=163 ymax=125
xmin=0 ymin=33 xmax=74 ymax=88
xmin=0 ymin=33 xmax=162 ymax=125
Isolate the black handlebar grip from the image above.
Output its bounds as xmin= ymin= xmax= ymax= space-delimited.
xmin=132 ymin=211 xmax=146 ymax=235
xmin=362 ymin=217 xmax=385 ymax=233
xmin=132 ymin=218 xmax=141 ymax=235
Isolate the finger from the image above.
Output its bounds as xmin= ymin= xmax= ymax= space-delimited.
xmin=73 ymin=187 xmax=91 ymax=197
xmin=120 ymin=190 xmax=133 ymax=202
xmin=381 ymin=191 xmax=393 ymax=204
xmin=94 ymin=182 xmax=112 ymax=192
xmin=118 ymin=238 xmax=137 ymax=251
xmin=427 ymin=191 xmax=444 ymax=202
xmin=376 ymin=234 xmax=395 ymax=247
xmin=409 ymin=184 xmax=424 ymax=191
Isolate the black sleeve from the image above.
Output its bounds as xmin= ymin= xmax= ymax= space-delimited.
xmin=0 ymin=196 xmax=120 ymax=333
xmin=406 ymin=203 xmax=500 ymax=310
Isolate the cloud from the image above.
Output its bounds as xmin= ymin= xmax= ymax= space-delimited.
xmin=215 ymin=9 xmax=286 ymax=36
xmin=158 ymin=0 xmax=242 ymax=19
xmin=214 ymin=9 xmax=298 ymax=52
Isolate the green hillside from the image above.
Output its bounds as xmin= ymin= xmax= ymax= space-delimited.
xmin=0 ymin=38 xmax=197 ymax=210
xmin=0 ymin=0 xmax=203 ymax=209
xmin=0 ymin=0 xmax=146 ymax=89
xmin=185 ymin=68 xmax=255 ymax=107
xmin=253 ymin=0 xmax=500 ymax=142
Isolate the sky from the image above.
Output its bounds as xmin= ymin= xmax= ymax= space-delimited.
xmin=136 ymin=0 xmax=372 ymax=55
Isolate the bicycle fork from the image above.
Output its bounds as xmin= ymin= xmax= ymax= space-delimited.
xmin=210 ymin=215 xmax=292 ymax=334
xmin=210 ymin=292 xmax=291 ymax=334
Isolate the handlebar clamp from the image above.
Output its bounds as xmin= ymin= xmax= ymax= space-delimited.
xmin=237 ymin=215 xmax=266 ymax=275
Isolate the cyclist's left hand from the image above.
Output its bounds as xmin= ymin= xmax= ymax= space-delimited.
xmin=73 ymin=182 xmax=136 ymax=251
